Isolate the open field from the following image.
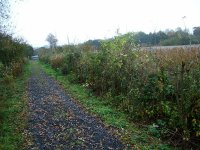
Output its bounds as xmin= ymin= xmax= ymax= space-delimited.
xmin=142 ymin=44 xmax=200 ymax=50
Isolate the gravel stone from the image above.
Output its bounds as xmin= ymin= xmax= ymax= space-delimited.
xmin=27 ymin=64 xmax=124 ymax=150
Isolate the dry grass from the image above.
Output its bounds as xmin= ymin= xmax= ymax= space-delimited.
xmin=50 ymin=53 xmax=64 ymax=69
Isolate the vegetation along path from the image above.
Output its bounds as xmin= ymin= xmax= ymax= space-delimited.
xmin=27 ymin=62 xmax=124 ymax=149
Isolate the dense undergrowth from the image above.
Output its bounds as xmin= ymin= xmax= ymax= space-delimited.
xmin=0 ymin=30 xmax=33 ymax=149
xmin=39 ymin=34 xmax=200 ymax=149
xmin=39 ymin=61 xmax=170 ymax=149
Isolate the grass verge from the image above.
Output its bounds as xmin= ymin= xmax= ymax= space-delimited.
xmin=38 ymin=61 xmax=173 ymax=150
xmin=0 ymin=62 xmax=31 ymax=150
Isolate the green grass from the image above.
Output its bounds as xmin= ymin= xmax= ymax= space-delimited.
xmin=38 ymin=61 xmax=173 ymax=150
xmin=0 ymin=62 xmax=31 ymax=150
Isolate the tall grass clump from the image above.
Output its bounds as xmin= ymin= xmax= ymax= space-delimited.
xmin=39 ymin=33 xmax=200 ymax=148
xmin=50 ymin=53 xmax=64 ymax=69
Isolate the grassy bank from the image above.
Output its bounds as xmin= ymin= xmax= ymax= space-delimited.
xmin=38 ymin=61 xmax=171 ymax=150
xmin=0 ymin=62 xmax=31 ymax=150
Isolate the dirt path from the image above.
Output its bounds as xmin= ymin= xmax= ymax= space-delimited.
xmin=27 ymin=62 xmax=124 ymax=149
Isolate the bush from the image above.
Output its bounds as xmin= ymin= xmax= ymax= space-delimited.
xmin=50 ymin=53 xmax=64 ymax=69
xmin=38 ymin=35 xmax=200 ymax=148
xmin=60 ymin=63 xmax=68 ymax=75
xmin=11 ymin=61 xmax=23 ymax=77
xmin=2 ymin=73 xmax=14 ymax=87
xmin=0 ymin=62 xmax=4 ymax=78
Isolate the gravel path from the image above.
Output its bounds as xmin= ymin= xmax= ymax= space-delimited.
xmin=27 ymin=63 xmax=124 ymax=149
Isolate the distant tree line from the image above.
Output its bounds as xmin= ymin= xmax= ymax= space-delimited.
xmin=135 ymin=27 xmax=200 ymax=46
xmin=83 ymin=27 xmax=200 ymax=49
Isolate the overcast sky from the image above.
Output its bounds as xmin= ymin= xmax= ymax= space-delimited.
xmin=10 ymin=0 xmax=200 ymax=47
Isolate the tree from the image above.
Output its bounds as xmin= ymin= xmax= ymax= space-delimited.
xmin=193 ymin=27 xmax=200 ymax=37
xmin=0 ymin=0 xmax=9 ymax=17
xmin=157 ymin=31 xmax=168 ymax=41
xmin=46 ymin=33 xmax=58 ymax=49
xmin=135 ymin=31 xmax=149 ymax=45
xmin=0 ymin=0 xmax=10 ymax=32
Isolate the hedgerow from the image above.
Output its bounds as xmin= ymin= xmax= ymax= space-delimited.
xmin=39 ymin=33 xmax=200 ymax=148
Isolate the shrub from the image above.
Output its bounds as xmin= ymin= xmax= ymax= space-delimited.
xmin=0 ymin=62 xmax=4 ymax=78
xmin=39 ymin=35 xmax=200 ymax=148
xmin=3 ymin=73 xmax=14 ymax=85
xmin=11 ymin=61 xmax=23 ymax=77
xmin=50 ymin=53 xmax=64 ymax=69
xmin=60 ymin=63 xmax=68 ymax=75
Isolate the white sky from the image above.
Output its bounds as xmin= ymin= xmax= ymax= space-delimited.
xmin=10 ymin=0 xmax=200 ymax=47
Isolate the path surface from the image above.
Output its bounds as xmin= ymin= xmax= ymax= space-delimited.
xmin=27 ymin=62 xmax=124 ymax=149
